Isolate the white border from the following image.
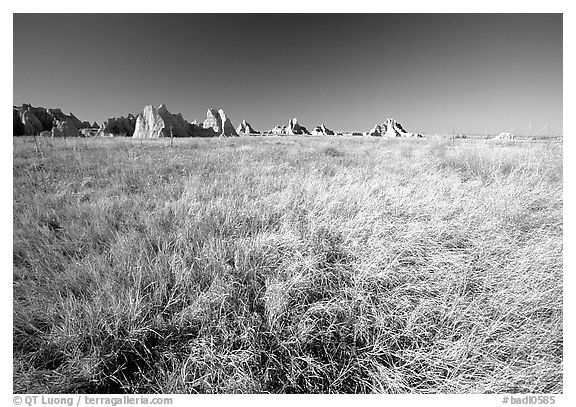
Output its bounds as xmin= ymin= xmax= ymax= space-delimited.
xmin=3 ymin=2 xmax=572 ymax=406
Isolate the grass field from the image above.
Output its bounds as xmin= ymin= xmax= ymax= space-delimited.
xmin=13 ymin=136 xmax=563 ymax=393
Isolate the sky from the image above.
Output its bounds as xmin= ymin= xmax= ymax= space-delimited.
xmin=13 ymin=14 xmax=562 ymax=135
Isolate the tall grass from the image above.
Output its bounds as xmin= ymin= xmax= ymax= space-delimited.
xmin=13 ymin=136 xmax=562 ymax=393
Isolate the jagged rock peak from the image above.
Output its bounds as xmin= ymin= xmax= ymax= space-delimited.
xmin=96 ymin=114 xmax=137 ymax=137
xmin=203 ymin=108 xmax=238 ymax=137
xmin=311 ymin=124 xmax=335 ymax=135
xmin=288 ymin=117 xmax=310 ymax=135
xmin=133 ymin=104 xmax=195 ymax=138
xmin=237 ymin=120 xmax=260 ymax=135
xmin=365 ymin=118 xmax=422 ymax=138
xmin=13 ymin=103 xmax=90 ymax=136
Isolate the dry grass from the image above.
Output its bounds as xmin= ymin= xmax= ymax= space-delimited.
xmin=13 ymin=136 xmax=562 ymax=393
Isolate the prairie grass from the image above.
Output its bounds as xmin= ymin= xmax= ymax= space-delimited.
xmin=13 ymin=136 xmax=562 ymax=393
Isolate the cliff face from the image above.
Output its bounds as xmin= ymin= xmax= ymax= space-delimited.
xmin=13 ymin=104 xmax=91 ymax=136
xmin=96 ymin=114 xmax=137 ymax=137
xmin=132 ymin=104 xmax=236 ymax=138
xmin=132 ymin=105 xmax=171 ymax=138
xmin=202 ymin=108 xmax=238 ymax=137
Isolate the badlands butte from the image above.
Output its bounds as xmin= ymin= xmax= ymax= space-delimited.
xmin=13 ymin=103 xmax=427 ymax=139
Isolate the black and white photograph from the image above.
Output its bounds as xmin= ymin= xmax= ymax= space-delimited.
xmin=9 ymin=4 xmax=567 ymax=401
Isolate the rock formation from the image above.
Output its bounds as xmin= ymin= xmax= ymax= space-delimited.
xmin=287 ymin=118 xmax=310 ymax=135
xmin=13 ymin=108 xmax=25 ymax=136
xmin=22 ymin=111 xmax=44 ymax=135
xmin=158 ymin=104 xmax=197 ymax=137
xmin=132 ymin=104 xmax=217 ymax=138
xmin=13 ymin=104 xmax=90 ymax=136
xmin=365 ymin=124 xmax=381 ymax=137
xmin=236 ymin=120 xmax=260 ymax=135
xmin=270 ymin=125 xmax=287 ymax=135
xmin=132 ymin=104 xmax=245 ymax=138
xmin=51 ymin=118 xmax=80 ymax=138
xmin=202 ymin=109 xmax=220 ymax=132
xmin=66 ymin=113 xmax=85 ymax=130
xmin=23 ymin=104 xmax=56 ymax=131
xmin=219 ymin=110 xmax=238 ymax=137
xmin=97 ymin=114 xmax=137 ymax=137
xmin=133 ymin=104 xmax=172 ymax=138
xmin=190 ymin=124 xmax=216 ymax=137
xmin=268 ymin=118 xmax=311 ymax=135
xmin=311 ymin=124 xmax=334 ymax=135
xmin=47 ymin=108 xmax=68 ymax=124
xmin=202 ymin=108 xmax=238 ymax=137
xmin=365 ymin=118 xmax=421 ymax=138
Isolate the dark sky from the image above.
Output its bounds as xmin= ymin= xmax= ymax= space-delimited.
xmin=13 ymin=14 xmax=562 ymax=135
